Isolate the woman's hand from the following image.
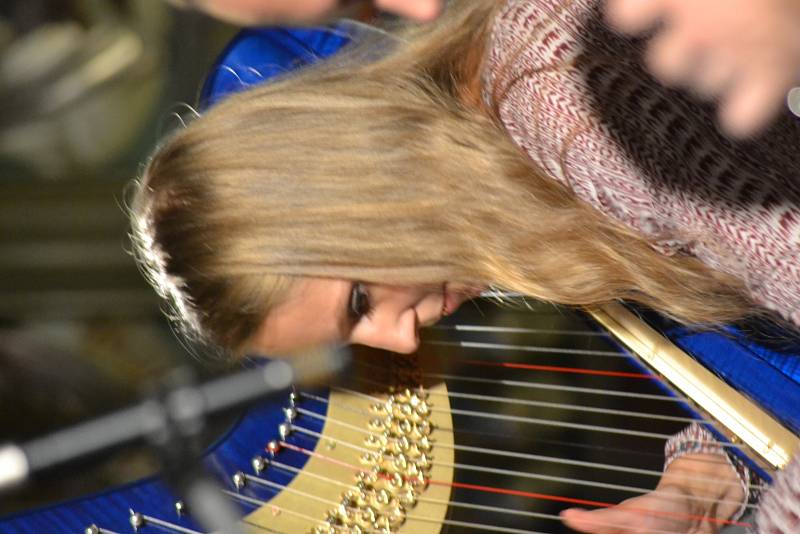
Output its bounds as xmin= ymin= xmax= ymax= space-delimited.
xmin=561 ymin=453 xmax=745 ymax=533
xmin=605 ymin=0 xmax=800 ymax=138
xmin=561 ymin=485 xmax=698 ymax=533
xmin=171 ymin=0 xmax=443 ymax=26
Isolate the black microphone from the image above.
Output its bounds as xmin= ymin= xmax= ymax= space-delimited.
xmin=0 ymin=345 xmax=350 ymax=491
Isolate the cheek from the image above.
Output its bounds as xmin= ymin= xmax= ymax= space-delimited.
xmin=413 ymin=292 xmax=448 ymax=326
xmin=379 ymin=284 xmax=439 ymax=304
xmin=411 ymin=287 xmax=445 ymax=310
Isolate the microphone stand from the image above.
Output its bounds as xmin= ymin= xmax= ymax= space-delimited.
xmin=0 ymin=347 xmax=350 ymax=533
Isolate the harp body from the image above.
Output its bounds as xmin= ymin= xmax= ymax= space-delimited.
xmin=591 ymin=303 xmax=800 ymax=474
xmin=3 ymin=301 xmax=799 ymax=533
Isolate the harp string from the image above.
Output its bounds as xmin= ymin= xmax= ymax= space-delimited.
xmin=425 ymin=341 xmax=629 ymax=359
xmin=345 ymin=375 xmax=705 ymax=424
xmin=288 ymin=418 xmax=658 ymax=495
xmin=226 ymin=489 xmax=335 ymax=532
xmin=237 ymin=460 xmax=554 ymax=534
xmin=302 ymin=389 xmax=674 ymax=439
xmin=424 ymin=309 xmax=766 ymax=528
xmin=371 ymin=369 xmax=686 ymax=402
xmin=247 ymin=460 xmax=561 ymax=532
xmin=236 ymin=300 xmax=766 ymax=532
xmin=326 ymin=383 xmax=697 ymax=438
xmin=430 ymin=324 xmax=611 ymax=337
xmin=275 ymin=440 xmax=754 ymax=531
xmin=454 ymin=426 xmax=668 ymax=458
xmin=416 ymin=388 xmax=696 ymax=423
xmin=289 ymin=403 xmax=758 ymax=506
xmin=250 ymin=457 xmax=695 ymax=534
xmin=303 ymin=388 xmax=760 ymax=488
xmin=325 ymin=382 xmax=765 ymax=490
xmin=267 ymin=456 xmax=576 ymax=524
xmin=459 ymin=359 xmax=657 ymax=379
xmin=410 ymin=348 xmax=760 ymax=454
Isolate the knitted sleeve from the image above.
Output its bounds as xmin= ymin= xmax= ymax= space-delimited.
xmin=754 ymin=452 xmax=800 ymax=533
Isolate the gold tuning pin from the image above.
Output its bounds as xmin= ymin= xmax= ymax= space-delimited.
xmin=391 ymin=454 xmax=409 ymax=472
xmin=416 ymin=435 xmax=433 ymax=452
xmin=396 ymin=419 xmax=413 ymax=436
xmin=369 ymin=402 xmax=387 ymax=415
xmin=385 ymin=504 xmax=407 ymax=528
xmin=359 ymin=452 xmax=379 ymax=466
xmin=355 ymin=506 xmax=378 ymax=528
xmin=404 ymin=442 xmax=422 ymax=459
xmin=368 ymin=417 xmax=386 ymax=432
xmin=397 ymin=487 xmax=417 ymax=507
xmin=416 ymin=453 xmax=432 ymax=469
xmin=374 ymin=515 xmax=393 ymax=532
xmin=318 ymin=380 xmax=437 ymax=533
xmin=417 ymin=420 xmax=433 ymax=436
xmin=394 ymin=388 xmax=412 ymax=403
xmin=364 ymin=433 xmax=387 ymax=449
xmin=370 ymin=488 xmax=400 ymax=512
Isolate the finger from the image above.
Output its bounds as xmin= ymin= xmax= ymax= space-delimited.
xmin=690 ymin=52 xmax=737 ymax=99
xmin=374 ymin=0 xmax=442 ymax=21
xmin=604 ymin=0 xmax=667 ymax=35
xmin=645 ymin=26 xmax=702 ymax=86
xmin=560 ymin=508 xmax=621 ymax=534
xmin=719 ymin=70 xmax=794 ymax=137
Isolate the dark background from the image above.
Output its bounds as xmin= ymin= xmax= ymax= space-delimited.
xmin=0 ymin=0 xmax=237 ymax=514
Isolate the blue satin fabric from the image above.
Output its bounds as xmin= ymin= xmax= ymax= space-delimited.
xmin=200 ymin=25 xmax=352 ymax=108
xmin=649 ymin=315 xmax=800 ymax=436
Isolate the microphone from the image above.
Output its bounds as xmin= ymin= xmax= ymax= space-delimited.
xmin=0 ymin=345 xmax=349 ymax=490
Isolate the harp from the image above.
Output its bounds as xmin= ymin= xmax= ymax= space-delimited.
xmin=4 ymin=24 xmax=799 ymax=534
xmin=3 ymin=298 xmax=799 ymax=533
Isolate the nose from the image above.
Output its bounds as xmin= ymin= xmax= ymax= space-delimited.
xmin=353 ymin=308 xmax=420 ymax=354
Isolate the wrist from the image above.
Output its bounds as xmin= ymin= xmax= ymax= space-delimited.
xmin=658 ymin=453 xmax=745 ymax=522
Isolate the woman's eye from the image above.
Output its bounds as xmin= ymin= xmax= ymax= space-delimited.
xmin=348 ymin=283 xmax=372 ymax=321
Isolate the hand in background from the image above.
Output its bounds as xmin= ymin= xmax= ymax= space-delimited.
xmin=605 ymin=0 xmax=800 ymax=138
xmin=375 ymin=0 xmax=441 ymax=20
xmin=561 ymin=453 xmax=746 ymax=533
xmin=171 ymin=0 xmax=443 ymax=26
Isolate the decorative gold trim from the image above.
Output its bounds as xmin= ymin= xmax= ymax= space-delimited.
xmin=242 ymin=353 xmax=453 ymax=533
xmin=314 ymin=387 xmax=443 ymax=533
xmin=590 ymin=302 xmax=799 ymax=470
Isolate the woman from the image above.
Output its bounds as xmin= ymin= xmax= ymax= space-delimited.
xmin=130 ymin=0 xmax=798 ymax=355
xmin=131 ymin=0 xmax=800 ymax=530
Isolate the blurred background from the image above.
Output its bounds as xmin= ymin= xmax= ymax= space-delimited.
xmin=0 ymin=0 xmax=238 ymax=514
xmin=0 ymin=3 xmax=747 ymax=533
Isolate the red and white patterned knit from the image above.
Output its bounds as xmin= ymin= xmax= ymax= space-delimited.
xmin=482 ymin=0 xmax=800 ymax=530
xmin=756 ymin=453 xmax=800 ymax=533
xmin=482 ymin=0 xmax=800 ymax=327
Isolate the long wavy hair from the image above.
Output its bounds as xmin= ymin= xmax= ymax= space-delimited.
xmin=130 ymin=0 xmax=752 ymax=353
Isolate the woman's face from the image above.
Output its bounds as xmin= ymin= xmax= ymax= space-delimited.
xmin=248 ymin=277 xmax=481 ymax=355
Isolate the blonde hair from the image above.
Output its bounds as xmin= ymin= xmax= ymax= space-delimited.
xmin=131 ymin=0 xmax=752 ymax=352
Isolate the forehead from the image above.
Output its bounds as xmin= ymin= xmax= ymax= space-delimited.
xmin=248 ymin=277 xmax=350 ymax=355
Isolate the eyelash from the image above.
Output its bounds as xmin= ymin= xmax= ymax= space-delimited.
xmin=348 ymin=282 xmax=373 ymax=322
